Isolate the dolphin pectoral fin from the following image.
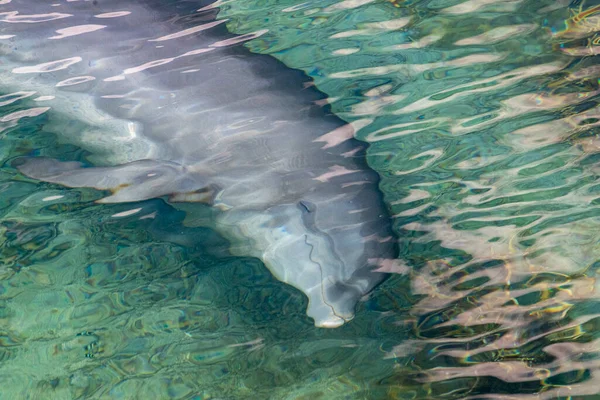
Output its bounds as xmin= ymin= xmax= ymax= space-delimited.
xmin=15 ymin=157 xmax=207 ymax=203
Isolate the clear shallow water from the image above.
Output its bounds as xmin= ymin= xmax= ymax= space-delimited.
xmin=1 ymin=0 xmax=599 ymax=399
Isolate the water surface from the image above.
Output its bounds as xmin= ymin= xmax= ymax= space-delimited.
xmin=1 ymin=0 xmax=599 ymax=398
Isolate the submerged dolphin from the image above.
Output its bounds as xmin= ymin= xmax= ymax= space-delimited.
xmin=0 ymin=0 xmax=395 ymax=327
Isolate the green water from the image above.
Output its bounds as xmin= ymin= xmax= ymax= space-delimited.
xmin=1 ymin=0 xmax=600 ymax=398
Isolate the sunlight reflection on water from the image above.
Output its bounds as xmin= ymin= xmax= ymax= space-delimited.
xmin=0 ymin=0 xmax=599 ymax=398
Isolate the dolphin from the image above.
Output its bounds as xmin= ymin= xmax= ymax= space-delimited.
xmin=0 ymin=0 xmax=396 ymax=327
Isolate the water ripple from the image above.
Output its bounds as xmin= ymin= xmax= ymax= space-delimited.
xmin=220 ymin=0 xmax=600 ymax=397
xmin=0 ymin=0 xmax=599 ymax=398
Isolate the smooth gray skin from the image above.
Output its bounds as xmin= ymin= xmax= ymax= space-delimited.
xmin=1 ymin=0 xmax=396 ymax=327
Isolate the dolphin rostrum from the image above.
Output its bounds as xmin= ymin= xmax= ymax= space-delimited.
xmin=1 ymin=0 xmax=396 ymax=327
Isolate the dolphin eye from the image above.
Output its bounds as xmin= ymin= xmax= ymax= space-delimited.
xmin=298 ymin=200 xmax=314 ymax=214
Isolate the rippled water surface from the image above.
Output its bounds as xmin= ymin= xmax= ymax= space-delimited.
xmin=1 ymin=0 xmax=600 ymax=398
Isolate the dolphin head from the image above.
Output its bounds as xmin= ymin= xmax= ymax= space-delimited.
xmin=219 ymin=175 xmax=395 ymax=328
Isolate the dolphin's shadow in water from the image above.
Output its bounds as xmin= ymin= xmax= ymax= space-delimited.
xmin=5 ymin=0 xmax=397 ymax=327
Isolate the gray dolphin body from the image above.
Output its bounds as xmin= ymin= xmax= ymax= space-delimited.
xmin=1 ymin=0 xmax=395 ymax=327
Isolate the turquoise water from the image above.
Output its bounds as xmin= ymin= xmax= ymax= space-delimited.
xmin=1 ymin=0 xmax=600 ymax=398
